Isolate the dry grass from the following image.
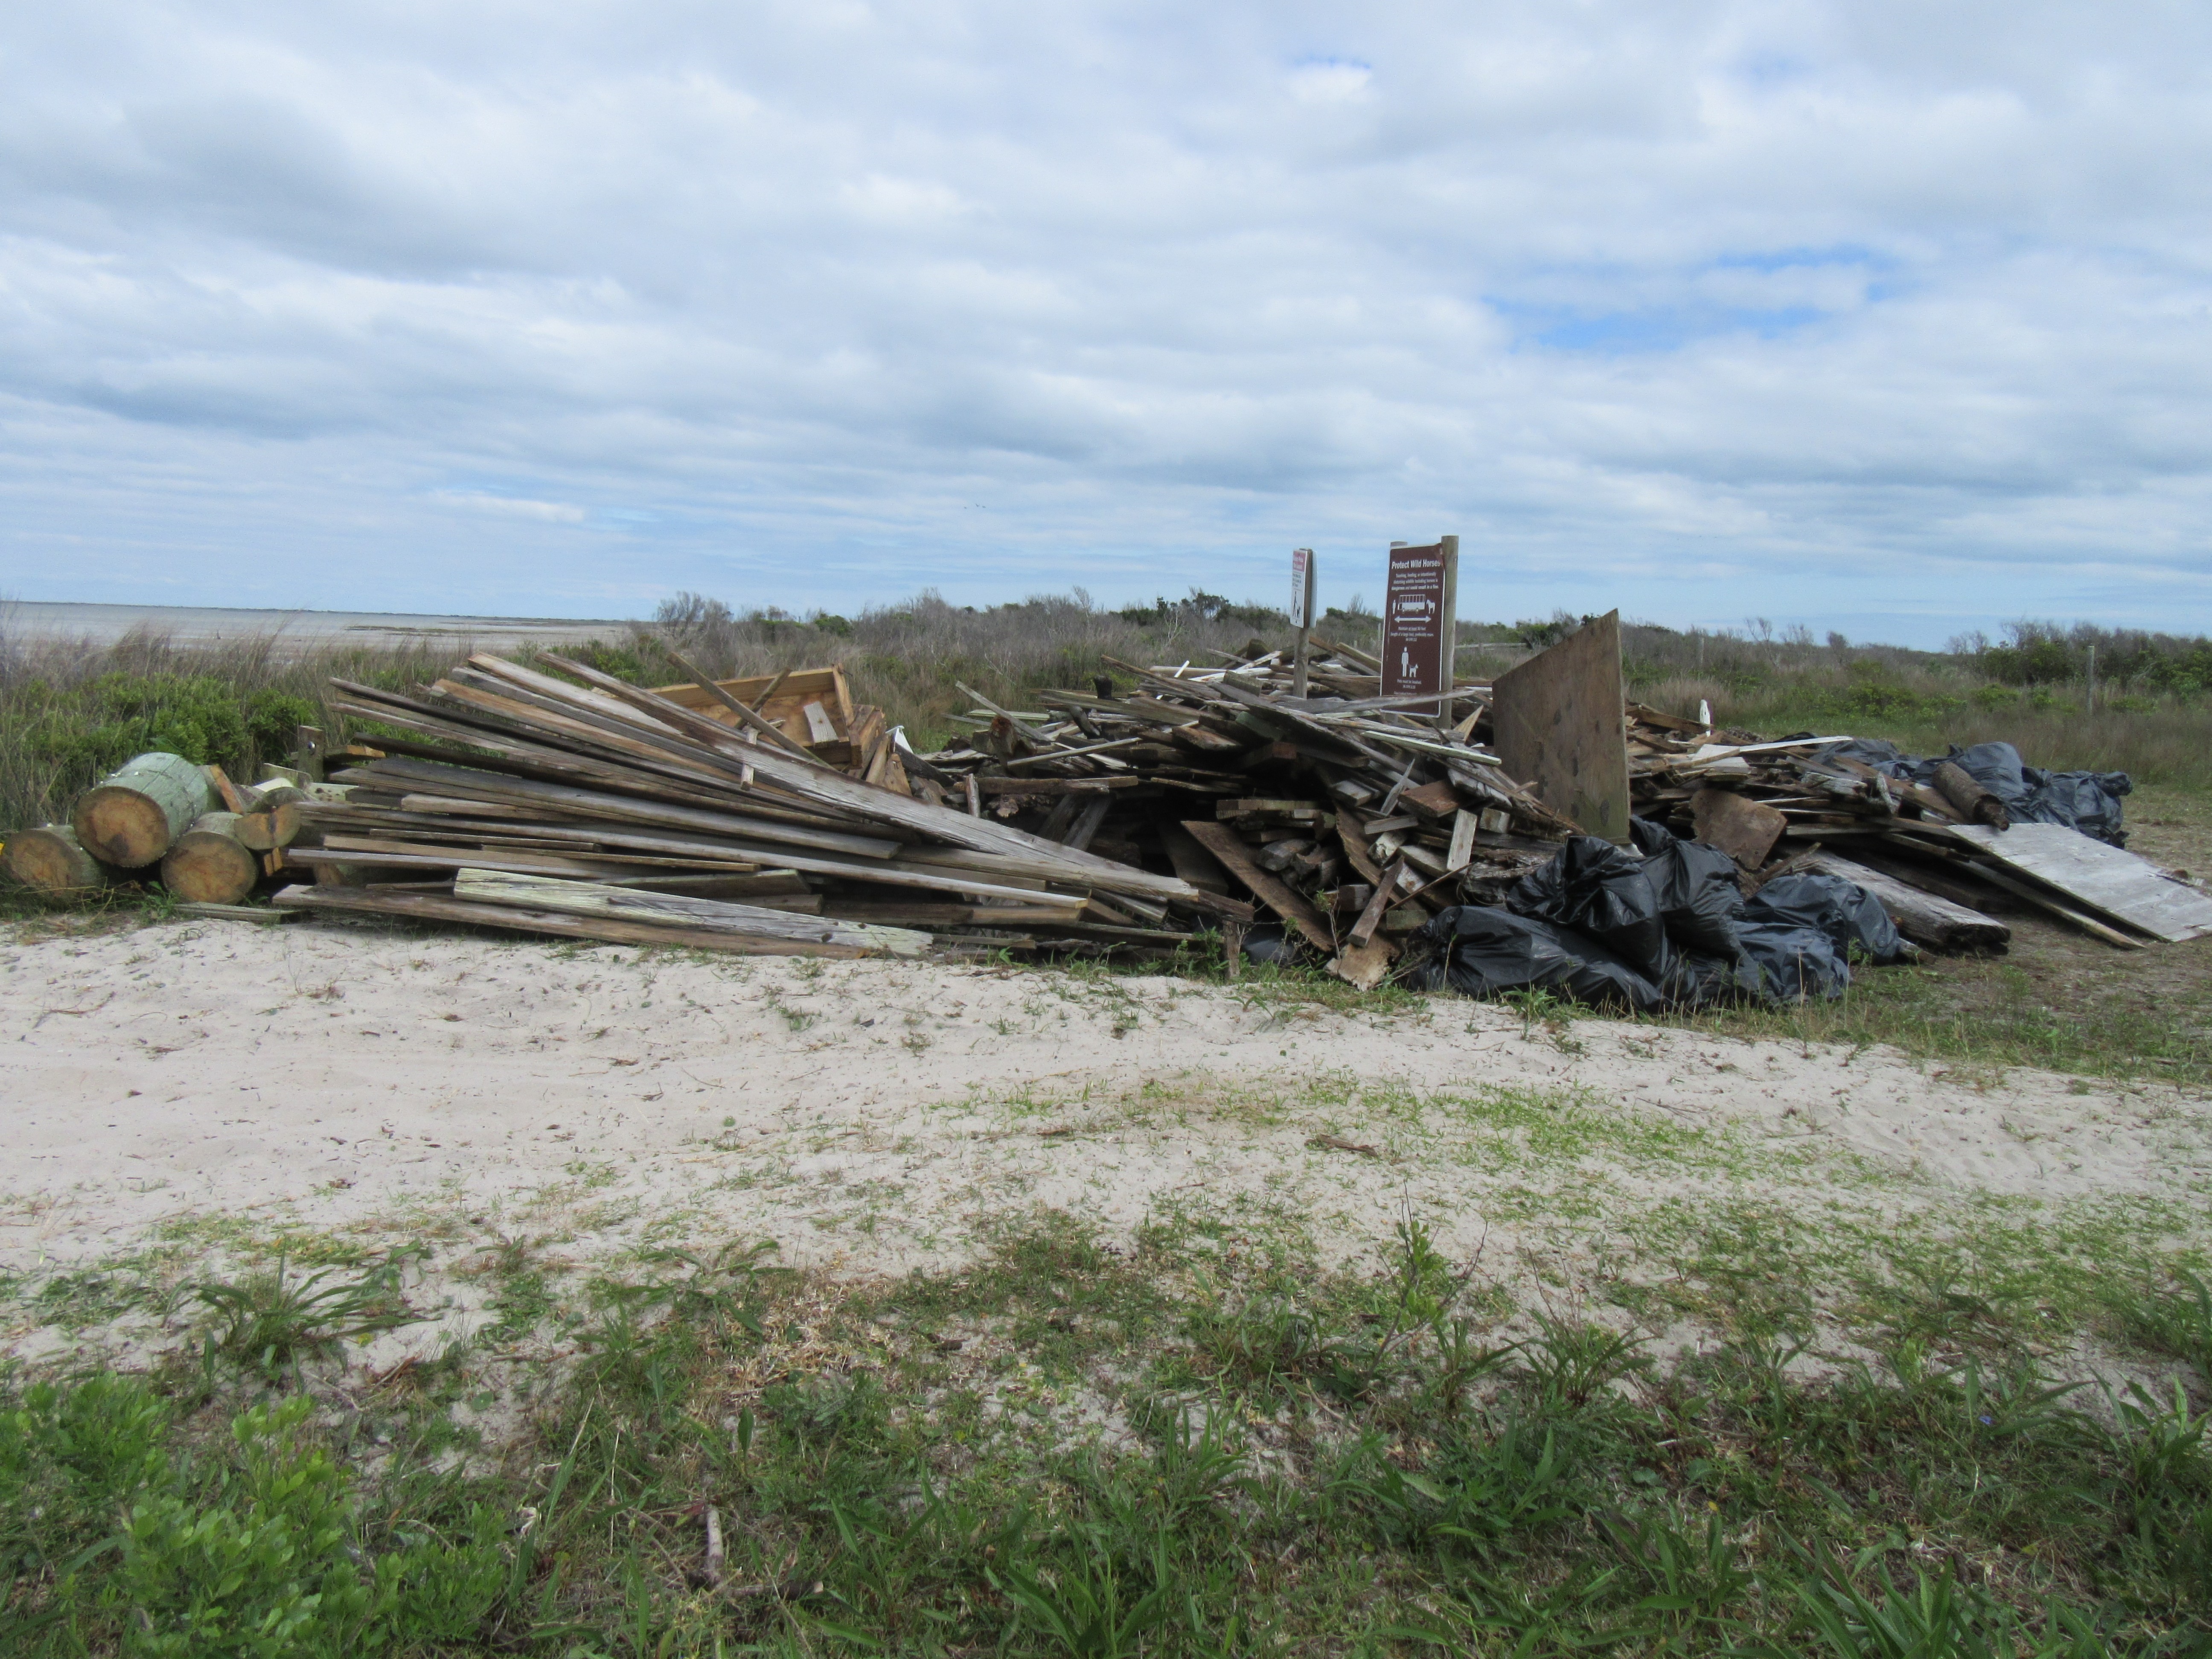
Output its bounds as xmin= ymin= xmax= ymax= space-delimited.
xmin=0 ymin=591 xmax=1313 ymax=833
xmin=7 ymin=593 xmax=2209 ymax=835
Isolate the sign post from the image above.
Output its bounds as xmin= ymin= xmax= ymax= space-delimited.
xmin=1380 ymin=536 xmax=1459 ymax=726
xmin=1288 ymin=547 xmax=1316 ymax=699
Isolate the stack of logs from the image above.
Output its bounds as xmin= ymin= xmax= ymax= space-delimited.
xmin=0 ymin=751 xmax=327 ymax=910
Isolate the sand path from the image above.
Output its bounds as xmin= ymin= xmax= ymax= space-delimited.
xmin=5 ymin=918 xmax=2206 ymax=1296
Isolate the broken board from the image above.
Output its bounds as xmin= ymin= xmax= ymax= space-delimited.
xmin=1489 ymin=610 xmax=1630 ymax=844
xmin=1945 ymin=823 xmax=2212 ymax=943
xmin=1691 ymin=786 xmax=1786 ymax=870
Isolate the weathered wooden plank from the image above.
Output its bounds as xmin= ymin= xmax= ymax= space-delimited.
xmin=276 ymin=884 xmax=880 ymax=958
xmin=454 ymin=869 xmax=931 ymax=955
xmin=1489 ymin=610 xmax=1631 ymax=844
xmin=1951 ymin=861 xmax=2147 ymax=949
xmin=1180 ymin=820 xmax=1336 ymax=952
xmin=1947 ymin=823 xmax=2212 ymax=942
xmin=1796 ymin=851 xmax=2009 ymax=952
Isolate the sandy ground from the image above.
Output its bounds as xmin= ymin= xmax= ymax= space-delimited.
xmin=6 ymin=915 xmax=2208 ymax=1326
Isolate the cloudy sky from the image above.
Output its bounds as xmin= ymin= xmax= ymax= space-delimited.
xmin=3 ymin=1 xmax=2209 ymax=643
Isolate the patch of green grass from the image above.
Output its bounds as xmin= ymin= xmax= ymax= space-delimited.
xmin=7 ymin=1201 xmax=2212 ymax=1654
xmin=1678 ymin=954 xmax=2212 ymax=1092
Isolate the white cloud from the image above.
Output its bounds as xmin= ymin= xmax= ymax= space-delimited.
xmin=0 ymin=0 xmax=2209 ymax=641
xmin=433 ymin=491 xmax=587 ymax=524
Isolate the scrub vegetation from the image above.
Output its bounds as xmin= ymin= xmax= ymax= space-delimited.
xmin=8 ymin=594 xmax=2212 ymax=831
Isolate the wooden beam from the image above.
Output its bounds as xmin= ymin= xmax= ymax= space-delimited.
xmin=1179 ymin=820 xmax=1335 ymax=952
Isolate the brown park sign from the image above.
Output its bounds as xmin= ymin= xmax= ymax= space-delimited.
xmin=1380 ymin=537 xmax=1458 ymax=700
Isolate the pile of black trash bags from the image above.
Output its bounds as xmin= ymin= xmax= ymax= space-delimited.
xmin=1406 ymin=824 xmax=1912 ymax=1012
xmin=1811 ymin=739 xmax=2131 ymax=845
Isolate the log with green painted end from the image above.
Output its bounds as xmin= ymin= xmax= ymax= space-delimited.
xmin=71 ymin=752 xmax=221 ymax=868
xmin=1 ymin=825 xmax=121 ymax=892
xmin=453 ymin=867 xmax=931 ymax=956
xmin=160 ymin=812 xmax=260 ymax=905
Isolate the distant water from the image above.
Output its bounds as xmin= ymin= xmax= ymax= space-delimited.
xmin=0 ymin=601 xmax=633 ymax=651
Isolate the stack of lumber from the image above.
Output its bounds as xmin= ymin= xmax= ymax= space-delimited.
xmin=280 ymin=641 xmax=1573 ymax=972
xmin=274 ymin=652 xmax=1251 ymax=958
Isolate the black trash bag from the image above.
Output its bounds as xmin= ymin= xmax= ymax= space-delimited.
xmin=1734 ymin=920 xmax=1851 ymax=1002
xmin=1628 ymin=816 xmax=1679 ymax=855
xmin=1408 ymin=906 xmax=1666 ymax=1013
xmin=1744 ymin=871 xmax=1910 ymax=966
xmin=1239 ymin=923 xmax=1295 ymax=965
xmin=1505 ymin=836 xmax=1672 ymax=981
xmin=1659 ymin=948 xmax=1757 ymax=1009
xmin=1942 ymin=741 xmax=2131 ymax=844
xmin=1641 ymin=837 xmax=1746 ymax=958
xmin=1809 ymin=738 xmax=1916 ymax=780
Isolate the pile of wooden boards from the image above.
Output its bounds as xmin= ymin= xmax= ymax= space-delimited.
xmin=242 ymin=651 xmax=1250 ymax=957
xmin=255 ymin=641 xmax=1588 ymax=971
xmin=880 ymin=637 xmax=1587 ymax=984
xmin=1624 ymin=722 xmax=2212 ymax=951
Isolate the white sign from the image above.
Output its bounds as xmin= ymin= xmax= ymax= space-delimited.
xmin=1289 ymin=547 xmax=1315 ymax=630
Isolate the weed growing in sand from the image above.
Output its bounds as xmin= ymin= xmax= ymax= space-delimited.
xmin=2120 ymin=1266 xmax=2212 ymax=1379
xmin=188 ymin=1253 xmax=425 ymax=1382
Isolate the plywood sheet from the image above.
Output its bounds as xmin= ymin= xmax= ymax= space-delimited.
xmin=1947 ymin=823 xmax=2212 ymax=942
xmin=1490 ymin=611 xmax=1630 ymax=843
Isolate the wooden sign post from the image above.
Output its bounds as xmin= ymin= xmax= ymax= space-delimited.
xmin=1289 ymin=547 xmax=1316 ymax=699
xmin=1380 ymin=536 xmax=1458 ymax=726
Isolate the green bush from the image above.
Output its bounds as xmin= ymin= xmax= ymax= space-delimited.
xmin=1 ymin=1382 xmax=505 ymax=1656
xmin=23 ymin=676 xmax=311 ymax=781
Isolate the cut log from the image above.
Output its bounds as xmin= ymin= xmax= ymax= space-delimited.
xmin=71 ymin=751 xmax=221 ymax=868
xmin=160 ymin=812 xmax=261 ymax=904
xmin=1691 ymin=787 xmax=1787 ymax=870
xmin=1 ymin=825 xmax=119 ymax=892
xmin=1796 ymin=851 xmax=2009 ymax=952
xmin=453 ymin=869 xmax=931 ymax=955
xmin=1933 ymin=762 xmax=2010 ymax=829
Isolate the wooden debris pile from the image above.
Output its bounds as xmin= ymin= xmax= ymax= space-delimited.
xmin=1627 ymin=720 xmax=1987 ymax=862
xmin=882 ymin=638 xmax=1581 ymax=983
xmin=260 ymin=640 xmax=1582 ymax=969
xmin=1623 ymin=722 xmax=2212 ymax=951
xmin=232 ymin=650 xmax=1262 ymax=958
xmin=11 ymin=630 xmax=2203 ymax=964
